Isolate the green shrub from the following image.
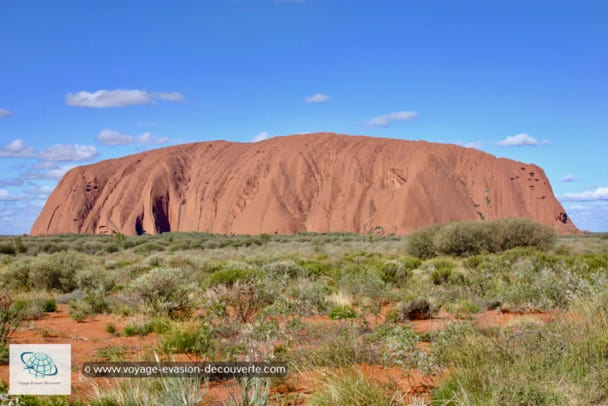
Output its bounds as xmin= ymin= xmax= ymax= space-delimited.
xmin=29 ymin=251 xmax=90 ymax=292
xmin=68 ymin=300 xmax=94 ymax=322
xmin=434 ymin=221 xmax=494 ymax=257
xmin=405 ymin=224 xmax=441 ymax=259
xmin=161 ymin=323 xmax=214 ymax=354
xmin=76 ymin=266 xmax=117 ymax=292
xmin=131 ymin=267 xmax=191 ymax=316
xmin=124 ymin=317 xmax=171 ymax=337
xmin=207 ymin=268 xmax=258 ymax=287
xmin=262 ymin=260 xmax=304 ymax=278
xmin=406 ymin=218 xmax=557 ymax=258
xmin=338 ymin=266 xmax=385 ymax=300
xmin=378 ymin=260 xmax=412 ymax=286
xmin=0 ymin=243 xmax=16 ymax=256
xmin=328 ymin=304 xmax=357 ymax=320
xmin=0 ymin=259 xmax=31 ymax=289
xmin=106 ymin=323 xmax=117 ymax=335
xmin=1 ymin=291 xmax=24 ymax=350
xmin=133 ymin=242 xmax=166 ymax=254
xmin=428 ymin=259 xmax=455 ymax=285
xmin=124 ymin=322 xmax=153 ymax=337
xmin=41 ymin=298 xmax=57 ymax=313
xmin=301 ymin=261 xmax=332 ymax=277
xmin=490 ymin=217 xmax=557 ymax=251
xmin=13 ymin=237 xmax=27 ymax=254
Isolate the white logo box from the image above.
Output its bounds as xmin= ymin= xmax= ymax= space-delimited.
xmin=9 ymin=344 xmax=71 ymax=395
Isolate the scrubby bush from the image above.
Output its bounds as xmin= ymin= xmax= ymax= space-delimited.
xmin=76 ymin=265 xmax=117 ymax=293
xmin=490 ymin=217 xmax=557 ymax=252
xmin=428 ymin=259 xmax=455 ymax=285
xmin=396 ymin=298 xmax=432 ymax=321
xmin=405 ymin=224 xmax=441 ymax=259
xmin=378 ymin=260 xmax=412 ymax=286
xmin=434 ymin=221 xmax=494 ymax=257
xmin=41 ymin=298 xmax=57 ymax=313
xmin=328 ymin=304 xmax=357 ymax=320
xmin=161 ymin=323 xmax=214 ymax=354
xmin=124 ymin=317 xmax=171 ymax=336
xmin=0 ymin=258 xmax=31 ymax=289
xmin=131 ymin=267 xmax=191 ymax=316
xmin=407 ymin=218 xmax=557 ymax=258
xmin=338 ymin=266 xmax=385 ymax=300
xmin=68 ymin=299 xmax=95 ymax=322
xmin=29 ymin=251 xmax=90 ymax=292
xmin=262 ymin=260 xmax=304 ymax=278
xmin=285 ymin=278 xmax=333 ymax=315
xmin=207 ymin=268 xmax=259 ymax=287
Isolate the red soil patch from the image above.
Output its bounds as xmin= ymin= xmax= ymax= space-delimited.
xmin=0 ymin=305 xmax=158 ymax=400
xmin=475 ymin=309 xmax=562 ymax=329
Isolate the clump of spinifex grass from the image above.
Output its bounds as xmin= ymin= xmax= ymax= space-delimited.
xmin=308 ymin=368 xmax=406 ymax=406
xmin=431 ymin=293 xmax=608 ymax=405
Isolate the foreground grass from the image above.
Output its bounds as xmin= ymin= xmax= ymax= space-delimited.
xmin=0 ymin=228 xmax=606 ymax=404
xmin=431 ymin=294 xmax=608 ymax=405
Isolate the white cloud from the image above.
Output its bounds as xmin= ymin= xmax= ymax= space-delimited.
xmin=97 ymin=129 xmax=170 ymax=146
xmin=305 ymin=93 xmax=330 ymax=103
xmin=39 ymin=165 xmax=76 ymax=180
xmin=368 ymin=111 xmax=417 ymax=127
xmin=562 ymin=187 xmax=608 ymax=202
xmin=97 ymin=129 xmax=133 ymax=146
xmin=137 ymin=132 xmax=170 ymax=145
xmin=39 ymin=144 xmax=98 ymax=162
xmin=21 ymin=165 xmax=76 ymax=181
xmin=0 ymin=139 xmax=36 ymax=158
xmin=155 ymin=92 xmax=185 ymax=102
xmin=65 ymin=89 xmax=185 ymax=108
xmin=561 ymin=201 xmax=608 ymax=232
xmin=456 ymin=141 xmax=483 ymax=150
xmin=0 ymin=108 xmax=12 ymax=118
xmin=252 ymin=131 xmax=269 ymax=142
xmin=23 ymin=184 xmax=54 ymax=197
xmin=496 ymin=133 xmax=548 ymax=147
xmin=0 ymin=189 xmax=27 ymax=201
xmin=561 ymin=174 xmax=580 ymax=183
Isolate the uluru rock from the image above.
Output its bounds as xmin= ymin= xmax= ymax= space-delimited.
xmin=30 ymin=133 xmax=578 ymax=236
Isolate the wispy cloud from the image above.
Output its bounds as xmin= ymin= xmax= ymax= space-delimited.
xmin=561 ymin=174 xmax=581 ymax=183
xmin=562 ymin=186 xmax=608 ymax=201
xmin=0 ymin=139 xmax=36 ymax=158
xmin=96 ymin=129 xmax=170 ymax=146
xmin=305 ymin=93 xmax=330 ymax=103
xmin=0 ymin=108 xmax=12 ymax=118
xmin=66 ymin=89 xmax=185 ymax=108
xmin=0 ymin=189 xmax=24 ymax=201
xmin=252 ymin=131 xmax=269 ymax=142
xmin=368 ymin=111 xmax=417 ymax=127
xmin=496 ymin=133 xmax=548 ymax=147
xmin=39 ymin=144 xmax=98 ymax=162
xmin=456 ymin=141 xmax=483 ymax=150
xmin=0 ymin=164 xmax=76 ymax=187
xmin=561 ymin=201 xmax=608 ymax=232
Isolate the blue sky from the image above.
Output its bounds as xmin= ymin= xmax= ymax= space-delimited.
xmin=1 ymin=0 xmax=606 ymax=234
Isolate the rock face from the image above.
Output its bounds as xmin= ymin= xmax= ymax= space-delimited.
xmin=31 ymin=133 xmax=578 ymax=236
